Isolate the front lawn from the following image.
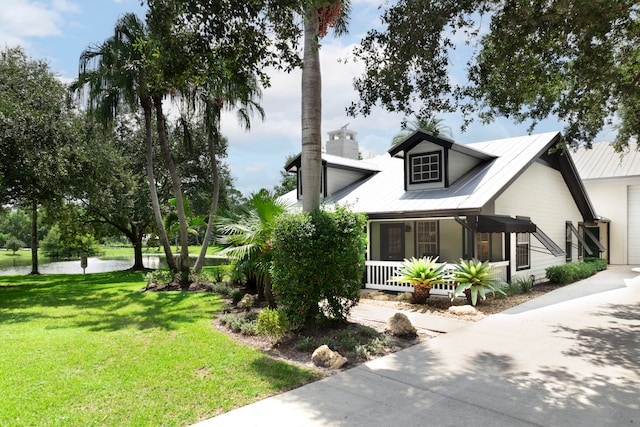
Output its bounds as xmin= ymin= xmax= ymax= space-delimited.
xmin=0 ymin=271 xmax=318 ymax=427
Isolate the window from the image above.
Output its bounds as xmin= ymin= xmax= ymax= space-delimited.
xmin=409 ymin=151 xmax=442 ymax=184
xmin=516 ymin=233 xmax=530 ymax=270
xmin=565 ymin=222 xmax=572 ymax=262
xmin=416 ymin=221 xmax=438 ymax=257
xmin=476 ymin=232 xmax=491 ymax=261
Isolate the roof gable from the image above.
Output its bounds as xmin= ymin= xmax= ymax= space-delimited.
xmin=389 ymin=130 xmax=495 ymax=161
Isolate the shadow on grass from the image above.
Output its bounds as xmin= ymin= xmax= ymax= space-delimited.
xmin=0 ymin=271 xmax=224 ymax=331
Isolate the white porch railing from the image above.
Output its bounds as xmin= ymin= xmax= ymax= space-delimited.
xmin=364 ymin=260 xmax=510 ymax=296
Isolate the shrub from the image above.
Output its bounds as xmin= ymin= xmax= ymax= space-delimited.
xmin=208 ymin=282 xmax=234 ymax=297
xmin=145 ymin=270 xmax=173 ymax=285
xmin=231 ymin=289 xmax=244 ymax=305
xmin=391 ymin=256 xmax=447 ymax=304
xmin=451 ymin=259 xmax=505 ymax=306
xmin=256 ymin=308 xmax=289 ymax=341
xmin=545 ymin=261 xmax=598 ymax=284
xmin=512 ymin=275 xmax=534 ymax=293
xmin=218 ymin=312 xmax=257 ymax=334
xmin=585 ymin=257 xmax=607 ymax=271
xmin=272 ymin=206 xmax=367 ymax=330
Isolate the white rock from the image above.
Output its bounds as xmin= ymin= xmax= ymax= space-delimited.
xmin=448 ymin=305 xmax=478 ymax=316
xmin=311 ymin=345 xmax=348 ymax=369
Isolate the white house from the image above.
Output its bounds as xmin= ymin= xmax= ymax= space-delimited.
xmin=571 ymin=142 xmax=640 ymax=265
xmin=282 ymin=129 xmax=604 ymax=292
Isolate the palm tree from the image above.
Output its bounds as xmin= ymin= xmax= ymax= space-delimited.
xmin=301 ymin=0 xmax=350 ymax=212
xmin=391 ymin=115 xmax=453 ymax=147
xmin=74 ymin=13 xmax=178 ymax=273
xmin=217 ymin=190 xmax=292 ymax=307
xmin=184 ymin=66 xmax=265 ymax=274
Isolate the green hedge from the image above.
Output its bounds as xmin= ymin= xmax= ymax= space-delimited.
xmin=271 ymin=206 xmax=367 ymax=330
xmin=545 ymin=259 xmax=607 ymax=284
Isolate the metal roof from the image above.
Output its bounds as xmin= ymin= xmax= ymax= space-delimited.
xmin=571 ymin=141 xmax=640 ymax=180
xmin=324 ymin=132 xmax=562 ymax=216
xmin=281 ymin=131 xmax=596 ymax=221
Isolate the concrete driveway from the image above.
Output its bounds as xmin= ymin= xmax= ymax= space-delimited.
xmin=193 ymin=265 xmax=640 ymax=426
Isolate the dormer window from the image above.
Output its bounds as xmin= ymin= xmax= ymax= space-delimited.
xmin=409 ymin=151 xmax=442 ymax=184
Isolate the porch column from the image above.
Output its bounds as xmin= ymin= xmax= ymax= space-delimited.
xmin=504 ymin=233 xmax=512 ymax=283
xmin=466 ymin=215 xmax=477 ymax=259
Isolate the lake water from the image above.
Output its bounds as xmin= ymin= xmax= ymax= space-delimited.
xmin=0 ymin=255 xmax=166 ymax=276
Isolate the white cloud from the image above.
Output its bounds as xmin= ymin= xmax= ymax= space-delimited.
xmin=0 ymin=0 xmax=79 ymax=47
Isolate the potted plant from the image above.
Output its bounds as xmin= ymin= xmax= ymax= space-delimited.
xmin=451 ymin=259 xmax=505 ymax=306
xmin=391 ymin=256 xmax=447 ymax=304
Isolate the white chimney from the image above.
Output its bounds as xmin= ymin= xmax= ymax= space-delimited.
xmin=325 ymin=124 xmax=359 ymax=160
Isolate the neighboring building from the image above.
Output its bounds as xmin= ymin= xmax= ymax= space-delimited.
xmin=572 ymin=142 xmax=640 ymax=265
xmin=283 ymin=129 xmax=603 ymax=292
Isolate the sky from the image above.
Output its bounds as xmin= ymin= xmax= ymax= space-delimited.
xmin=0 ymin=0 xmax=618 ymax=196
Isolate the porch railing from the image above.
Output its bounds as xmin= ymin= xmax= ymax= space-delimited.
xmin=364 ymin=260 xmax=510 ymax=296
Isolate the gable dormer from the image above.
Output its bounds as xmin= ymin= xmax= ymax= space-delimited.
xmin=284 ymin=153 xmax=381 ymax=200
xmin=389 ymin=130 xmax=495 ymax=191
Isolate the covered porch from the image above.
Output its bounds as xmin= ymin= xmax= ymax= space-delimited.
xmin=364 ymin=260 xmax=510 ymax=296
xmin=364 ymin=214 xmax=540 ymax=294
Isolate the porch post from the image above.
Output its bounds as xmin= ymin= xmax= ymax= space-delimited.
xmin=504 ymin=233 xmax=512 ymax=283
xmin=467 ymin=215 xmax=477 ymax=259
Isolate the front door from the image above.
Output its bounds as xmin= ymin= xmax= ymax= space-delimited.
xmin=381 ymin=223 xmax=405 ymax=261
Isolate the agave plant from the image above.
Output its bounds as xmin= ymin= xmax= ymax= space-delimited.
xmin=451 ymin=259 xmax=505 ymax=306
xmin=391 ymin=257 xmax=447 ymax=304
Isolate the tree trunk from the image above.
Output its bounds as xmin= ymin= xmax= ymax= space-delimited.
xmin=142 ymin=97 xmax=177 ymax=273
xmin=153 ymin=96 xmax=191 ymax=289
xmin=29 ymin=199 xmax=39 ymax=275
xmin=131 ymin=225 xmax=146 ymax=271
xmin=301 ymin=9 xmax=322 ymax=213
xmin=194 ymin=129 xmax=221 ymax=273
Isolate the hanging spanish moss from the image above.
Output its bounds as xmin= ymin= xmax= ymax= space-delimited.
xmin=317 ymin=1 xmax=342 ymax=37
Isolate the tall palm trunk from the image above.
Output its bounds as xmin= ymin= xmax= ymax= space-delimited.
xmin=29 ymin=198 xmax=39 ymax=275
xmin=153 ymin=96 xmax=191 ymax=288
xmin=301 ymin=8 xmax=322 ymax=213
xmin=194 ymin=128 xmax=221 ymax=273
xmin=143 ymin=97 xmax=177 ymax=273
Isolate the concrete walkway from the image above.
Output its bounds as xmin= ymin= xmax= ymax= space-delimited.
xmin=192 ymin=265 xmax=640 ymax=427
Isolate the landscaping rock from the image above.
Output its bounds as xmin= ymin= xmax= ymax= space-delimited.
xmin=448 ymin=305 xmax=478 ymax=316
xmin=396 ymin=292 xmax=413 ymax=302
xmin=238 ymin=294 xmax=257 ymax=308
xmin=311 ymin=345 xmax=348 ymax=369
xmin=385 ymin=313 xmax=417 ymax=337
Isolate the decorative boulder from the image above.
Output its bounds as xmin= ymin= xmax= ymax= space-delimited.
xmin=385 ymin=313 xmax=417 ymax=337
xmin=448 ymin=305 xmax=478 ymax=316
xmin=311 ymin=345 xmax=348 ymax=369
xmin=396 ymin=292 xmax=413 ymax=302
xmin=238 ymin=294 xmax=257 ymax=308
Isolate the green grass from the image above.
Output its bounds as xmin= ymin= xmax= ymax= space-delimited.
xmin=0 ymin=271 xmax=318 ymax=426
xmin=101 ymin=246 xmax=224 ymax=258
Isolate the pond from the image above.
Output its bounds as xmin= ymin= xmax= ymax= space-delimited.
xmin=0 ymin=255 xmax=158 ymax=276
xmin=0 ymin=254 xmax=224 ymax=276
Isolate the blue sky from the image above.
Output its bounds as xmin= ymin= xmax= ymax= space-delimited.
xmin=0 ymin=0 xmax=617 ymax=196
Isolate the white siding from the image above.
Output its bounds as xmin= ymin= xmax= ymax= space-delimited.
xmin=325 ymin=167 xmax=368 ymax=196
xmin=448 ymin=150 xmax=482 ymax=184
xmin=582 ymin=179 xmax=628 ymax=264
xmin=495 ymin=162 xmax=583 ymax=281
xmin=628 ymin=184 xmax=640 ymax=264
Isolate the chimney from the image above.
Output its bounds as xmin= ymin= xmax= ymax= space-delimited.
xmin=325 ymin=124 xmax=359 ymax=160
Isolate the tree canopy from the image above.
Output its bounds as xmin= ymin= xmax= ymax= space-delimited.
xmin=350 ymin=0 xmax=640 ymax=150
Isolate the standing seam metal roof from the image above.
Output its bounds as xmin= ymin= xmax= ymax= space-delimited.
xmin=571 ymin=141 xmax=640 ymax=180
xmin=324 ymin=132 xmax=561 ymax=215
